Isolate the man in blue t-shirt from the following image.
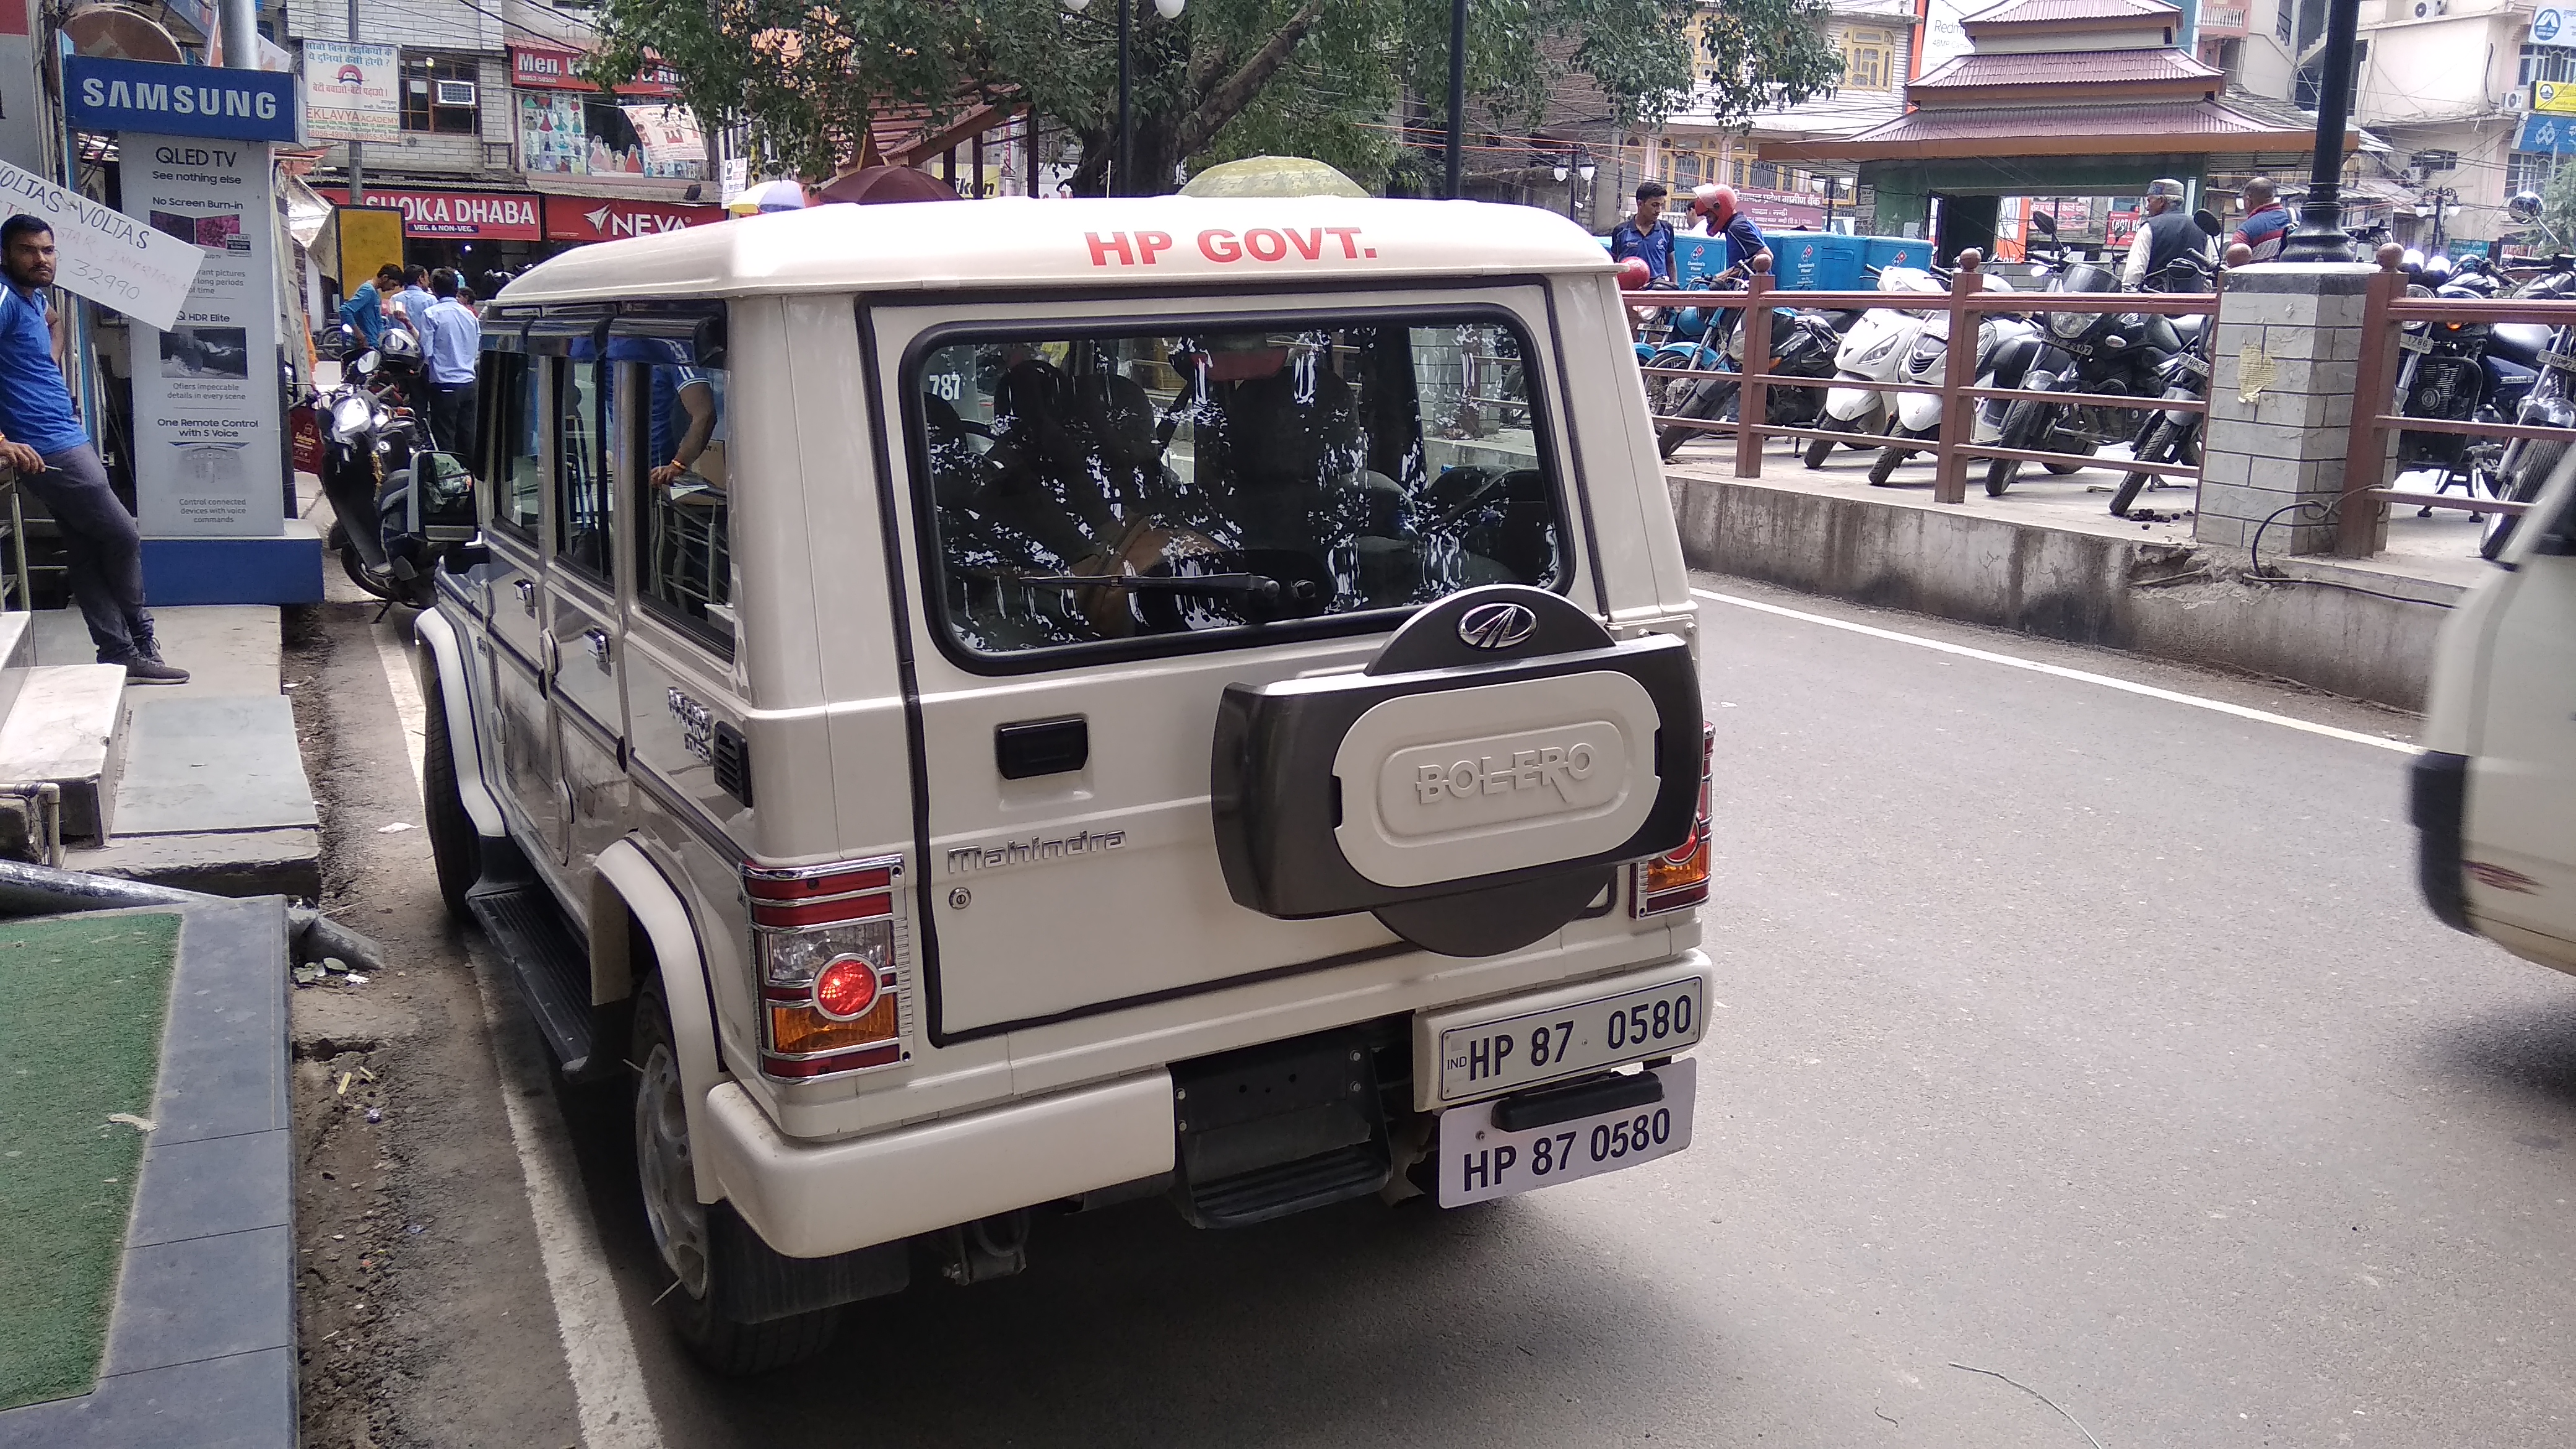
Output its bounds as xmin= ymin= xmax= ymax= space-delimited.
xmin=0 ymin=217 xmax=183 ymax=682
xmin=1691 ymin=184 xmax=1771 ymax=280
xmin=338 ymin=264 xmax=402 ymax=348
xmin=1611 ymin=182 xmax=1677 ymax=283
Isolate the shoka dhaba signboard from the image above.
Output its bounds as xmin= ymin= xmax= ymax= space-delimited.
xmin=315 ymin=188 xmax=541 ymax=240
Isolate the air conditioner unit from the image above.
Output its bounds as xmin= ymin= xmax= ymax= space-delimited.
xmin=434 ymin=80 xmax=477 ymax=108
xmin=2508 ymin=89 xmax=2530 ymax=111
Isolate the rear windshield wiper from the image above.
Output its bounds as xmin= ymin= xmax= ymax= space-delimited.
xmin=1014 ymin=572 xmax=1318 ymax=606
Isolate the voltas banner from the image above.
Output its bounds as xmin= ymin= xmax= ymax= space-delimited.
xmin=302 ymin=41 xmax=399 ymax=142
xmin=0 ymin=155 xmax=205 ymax=329
xmin=539 ymin=195 xmax=722 ymax=243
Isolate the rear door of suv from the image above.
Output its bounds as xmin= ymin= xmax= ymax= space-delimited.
xmin=866 ymin=286 xmax=1688 ymax=1042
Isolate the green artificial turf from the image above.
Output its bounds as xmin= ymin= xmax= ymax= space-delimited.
xmin=0 ymin=912 xmax=182 ymax=1411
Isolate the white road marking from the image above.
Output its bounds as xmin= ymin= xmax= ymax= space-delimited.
xmin=1690 ymin=586 xmax=2421 ymax=755
xmin=372 ymin=621 xmax=668 ymax=1449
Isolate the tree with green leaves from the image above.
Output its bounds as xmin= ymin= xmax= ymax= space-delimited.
xmin=585 ymin=0 xmax=1845 ymax=194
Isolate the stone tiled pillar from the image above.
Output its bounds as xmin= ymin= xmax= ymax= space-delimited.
xmin=2193 ymin=262 xmax=2388 ymax=556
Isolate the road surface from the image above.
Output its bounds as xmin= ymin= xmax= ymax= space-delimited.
xmin=294 ymin=572 xmax=2576 ymax=1448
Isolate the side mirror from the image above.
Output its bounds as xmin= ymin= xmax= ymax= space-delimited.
xmin=2511 ymin=190 xmax=2546 ymax=225
xmin=2193 ymin=208 xmax=2222 ymax=237
xmin=351 ymin=350 xmax=380 ymax=376
xmin=2029 ymin=212 xmax=2057 ymax=237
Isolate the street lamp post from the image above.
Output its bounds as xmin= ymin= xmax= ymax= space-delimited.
xmin=1446 ymin=0 xmax=1469 ymax=198
xmin=1066 ymin=0 xmax=1185 ymax=196
xmin=1553 ymin=153 xmax=1595 ymax=225
xmin=2279 ymin=0 xmax=2362 ymax=262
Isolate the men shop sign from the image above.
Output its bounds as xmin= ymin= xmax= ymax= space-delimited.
xmin=509 ymin=43 xmax=681 ymax=96
xmin=316 ymin=188 xmax=541 ymax=239
xmin=541 ymin=195 xmax=721 ymax=242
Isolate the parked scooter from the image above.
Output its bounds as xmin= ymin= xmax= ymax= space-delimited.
xmin=1977 ymin=210 xmax=2221 ymax=497
xmin=1866 ymin=273 xmax=2027 ymax=486
xmin=1806 ymin=265 xmax=1947 ymax=468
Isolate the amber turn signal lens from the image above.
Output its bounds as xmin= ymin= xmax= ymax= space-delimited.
xmin=768 ymin=989 xmax=898 ymax=1059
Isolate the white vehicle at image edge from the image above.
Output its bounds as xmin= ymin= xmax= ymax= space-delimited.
xmin=2416 ymin=445 xmax=2576 ymax=973
xmin=411 ymin=195 xmax=1712 ymax=1375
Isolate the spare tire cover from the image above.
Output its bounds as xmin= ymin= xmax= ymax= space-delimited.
xmin=1210 ymin=585 xmax=1699 ymax=957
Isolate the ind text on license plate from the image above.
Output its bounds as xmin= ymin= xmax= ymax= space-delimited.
xmin=1438 ymin=975 xmax=1705 ymax=1103
xmin=1438 ymin=1058 xmax=1697 ymax=1207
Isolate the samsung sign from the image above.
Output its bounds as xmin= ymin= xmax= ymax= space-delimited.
xmin=63 ymin=57 xmax=299 ymax=142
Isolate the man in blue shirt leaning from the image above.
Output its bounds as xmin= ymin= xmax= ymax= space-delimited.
xmin=338 ymin=263 xmax=402 ymax=349
xmin=414 ymin=269 xmax=481 ymax=458
xmin=0 ymin=217 xmax=184 ymax=683
xmin=1611 ymin=181 xmax=1677 ymax=284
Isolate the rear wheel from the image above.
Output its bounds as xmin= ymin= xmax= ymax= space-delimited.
xmin=1867 ymin=448 xmax=1908 ymax=487
xmin=1986 ymin=398 xmax=2045 ymax=497
xmin=634 ymin=985 xmax=843 ymax=1375
xmin=1802 ymin=433 xmax=1835 ymax=470
xmin=420 ymin=668 xmax=480 ymax=920
xmin=2110 ymin=418 xmax=2179 ymax=518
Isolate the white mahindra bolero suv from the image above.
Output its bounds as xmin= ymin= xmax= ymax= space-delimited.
xmin=414 ymin=196 xmax=1714 ymax=1372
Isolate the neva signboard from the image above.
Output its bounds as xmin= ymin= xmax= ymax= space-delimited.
xmin=63 ymin=56 xmax=298 ymax=142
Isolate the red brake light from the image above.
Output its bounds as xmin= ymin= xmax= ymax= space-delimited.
xmin=1634 ymin=723 xmax=1714 ymax=918
xmin=813 ymin=956 xmax=882 ymax=1019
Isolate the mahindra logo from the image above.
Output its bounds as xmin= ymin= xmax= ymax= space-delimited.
xmin=1456 ymin=601 xmax=1538 ymax=651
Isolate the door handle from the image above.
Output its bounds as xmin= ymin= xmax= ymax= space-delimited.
xmin=513 ymin=578 xmax=537 ymax=616
xmin=583 ymin=627 xmax=611 ymax=668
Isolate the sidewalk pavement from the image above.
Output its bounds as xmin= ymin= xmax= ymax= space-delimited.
xmin=19 ymin=605 xmax=320 ymax=897
xmin=1665 ymin=437 xmax=2481 ymax=710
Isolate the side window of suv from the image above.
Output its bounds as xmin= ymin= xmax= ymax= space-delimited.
xmin=481 ymin=351 xmax=542 ymax=537
xmin=619 ymin=329 xmax=732 ymax=656
xmin=557 ymin=355 xmax=613 ymax=584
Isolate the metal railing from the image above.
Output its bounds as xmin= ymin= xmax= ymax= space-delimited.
xmin=1628 ymin=250 xmax=2221 ymax=505
xmin=2341 ymin=243 xmax=2573 ymax=555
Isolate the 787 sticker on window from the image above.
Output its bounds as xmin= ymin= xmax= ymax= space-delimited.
xmin=1437 ymin=975 xmax=1704 ymax=1103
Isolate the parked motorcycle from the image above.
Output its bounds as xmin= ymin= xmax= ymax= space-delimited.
xmin=1653 ymin=287 xmax=1853 ymax=461
xmin=1807 ymin=265 xmax=1947 ymax=468
xmin=2108 ymin=247 xmax=2222 ymax=516
xmin=2476 ymin=235 xmax=2576 ymax=557
xmin=2393 ymin=265 xmax=2545 ymax=503
xmin=1980 ymin=268 xmax=2187 ymax=497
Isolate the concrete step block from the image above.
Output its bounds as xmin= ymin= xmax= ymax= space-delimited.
xmin=112 ymin=694 xmax=318 ymax=838
xmin=0 ymin=662 xmax=131 ymax=842
xmin=0 ymin=611 xmax=34 ymax=729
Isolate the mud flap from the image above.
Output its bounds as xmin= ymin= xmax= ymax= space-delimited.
xmin=1211 ymin=586 xmax=1699 ymax=957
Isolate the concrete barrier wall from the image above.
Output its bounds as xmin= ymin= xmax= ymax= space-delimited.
xmin=1670 ymin=474 xmax=2451 ymax=711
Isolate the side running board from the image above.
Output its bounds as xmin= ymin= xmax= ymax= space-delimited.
xmin=464 ymin=874 xmax=617 ymax=1084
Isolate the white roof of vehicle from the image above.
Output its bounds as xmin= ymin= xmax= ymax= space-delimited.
xmin=495 ymin=196 xmax=1612 ymax=306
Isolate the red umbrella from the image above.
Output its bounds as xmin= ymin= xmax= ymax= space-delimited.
xmin=817 ymin=165 xmax=962 ymax=205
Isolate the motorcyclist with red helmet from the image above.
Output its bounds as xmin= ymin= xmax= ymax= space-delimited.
xmin=1689 ymin=183 xmax=1772 ymax=282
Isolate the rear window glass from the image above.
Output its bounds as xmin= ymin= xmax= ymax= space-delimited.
xmin=909 ymin=317 xmax=1563 ymax=656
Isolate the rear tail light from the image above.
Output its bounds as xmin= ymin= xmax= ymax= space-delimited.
xmin=1633 ymin=723 xmax=1713 ymax=918
xmin=746 ymin=856 xmax=910 ymax=1080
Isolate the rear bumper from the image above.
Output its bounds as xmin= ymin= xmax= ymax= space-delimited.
xmin=703 ymin=1069 xmax=1176 ymax=1260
